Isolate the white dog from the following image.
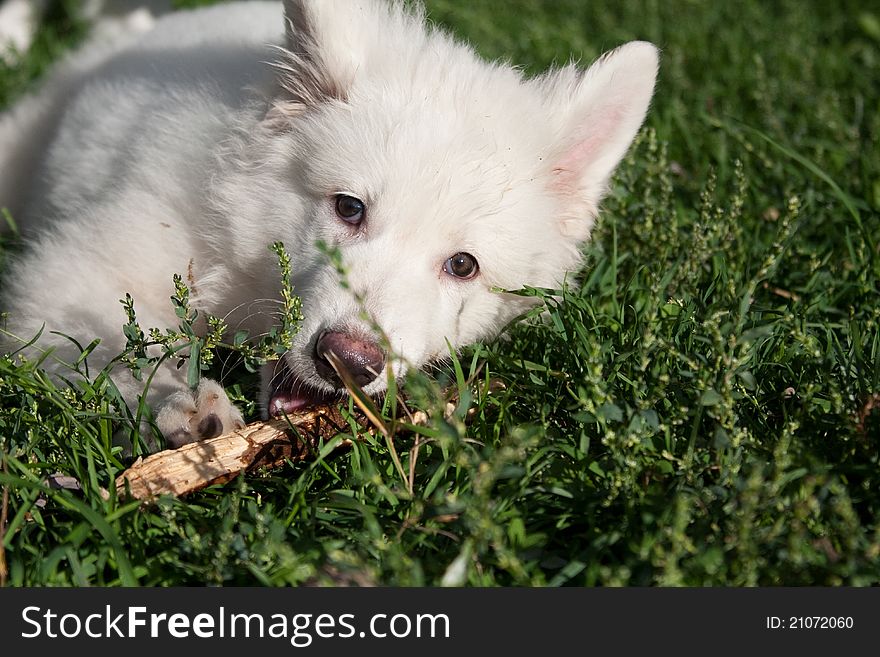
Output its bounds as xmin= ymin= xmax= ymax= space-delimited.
xmin=0 ymin=0 xmax=658 ymax=448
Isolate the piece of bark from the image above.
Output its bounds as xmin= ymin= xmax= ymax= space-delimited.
xmin=116 ymin=408 xmax=348 ymax=501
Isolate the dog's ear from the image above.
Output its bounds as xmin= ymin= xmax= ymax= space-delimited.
xmin=540 ymin=41 xmax=659 ymax=240
xmin=268 ymin=0 xmax=402 ymax=124
xmin=266 ymin=0 xmax=358 ymax=123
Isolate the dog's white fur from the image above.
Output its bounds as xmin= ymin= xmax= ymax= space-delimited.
xmin=1 ymin=0 xmax=658 ymax=447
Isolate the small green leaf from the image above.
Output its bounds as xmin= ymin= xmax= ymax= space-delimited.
xmin=597 ymin=402 xmax=623 ymax=422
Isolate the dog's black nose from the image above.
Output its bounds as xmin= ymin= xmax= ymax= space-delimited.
xmin=314 ymin=330 xmax=385 ymax=388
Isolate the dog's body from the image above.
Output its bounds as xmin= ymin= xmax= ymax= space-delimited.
xmin=1 ymin=0 xmax=658 ymax=448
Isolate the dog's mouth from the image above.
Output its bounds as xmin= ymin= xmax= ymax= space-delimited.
xmin=267 ymin=361 xmax=340 ymax=417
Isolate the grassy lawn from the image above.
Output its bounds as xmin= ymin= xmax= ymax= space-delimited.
xmin=0 ymin=0 xmax=878 ymax=586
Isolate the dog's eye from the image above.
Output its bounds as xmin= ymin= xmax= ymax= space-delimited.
xmin=334 ymin=194 xmax=365 ymax=225
xmin=443 ymin=252 xmax=479 ymax=279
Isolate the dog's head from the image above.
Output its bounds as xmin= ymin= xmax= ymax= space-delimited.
xmin=215 ymin=0 xmax=658 ymax=413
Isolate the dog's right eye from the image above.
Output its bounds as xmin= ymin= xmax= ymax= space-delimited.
xmin=334 ymin=195 xmax=365 ymax=225
xmin=443 ymin=252 xmax=479 ymax=279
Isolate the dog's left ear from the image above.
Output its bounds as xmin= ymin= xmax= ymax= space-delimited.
xmin=540 ymin=41 xmax=659 ymax=240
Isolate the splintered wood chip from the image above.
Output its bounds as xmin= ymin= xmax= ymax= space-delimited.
xmin=116 ymin=407 xmax=348 ymax=501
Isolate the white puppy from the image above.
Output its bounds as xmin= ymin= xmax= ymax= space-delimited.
xmin=0 ymin=0 xmax=658 ymax=448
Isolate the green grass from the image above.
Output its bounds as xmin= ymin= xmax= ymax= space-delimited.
xmin=0 ymin=0 xmax=85 ymax=106
xmin=1 ymin=0 xmax=878 ymax=586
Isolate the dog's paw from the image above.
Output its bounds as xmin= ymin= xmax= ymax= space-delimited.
xmin=155 ymin=379 xmax=245 ymax=448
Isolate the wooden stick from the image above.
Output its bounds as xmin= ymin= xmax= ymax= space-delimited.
xmin=115 ymin=378 xmax=504 ymax=502
xmin=115 ymin=408 xmax=348 ymax=501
